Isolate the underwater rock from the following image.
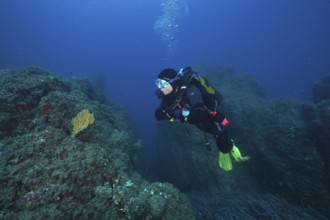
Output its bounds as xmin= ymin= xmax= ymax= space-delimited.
xmin=312 ymin=75 xmax=330 ymax=103
xmin=0 ymin=67 xmax=195 ymax=219
xmin=300 ymin=103 xmax=317 ymax=121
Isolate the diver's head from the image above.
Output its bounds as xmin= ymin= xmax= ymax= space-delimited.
xmin=155 ymin=68 xmax=180 ymax=98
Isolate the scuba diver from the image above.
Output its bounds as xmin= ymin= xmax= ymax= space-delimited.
xmin=155 ymin=66 xmax=250 ymax=171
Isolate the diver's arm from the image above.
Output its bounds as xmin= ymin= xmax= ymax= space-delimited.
xmin=155 ymin=99 xmax=172 ymax=120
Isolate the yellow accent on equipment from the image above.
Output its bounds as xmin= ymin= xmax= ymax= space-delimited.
xmin=196 ymin=76 xmax=215 ymax=95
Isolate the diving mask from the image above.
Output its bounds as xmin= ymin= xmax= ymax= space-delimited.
xmin=155 ymin=79 xmax=170 ymax=89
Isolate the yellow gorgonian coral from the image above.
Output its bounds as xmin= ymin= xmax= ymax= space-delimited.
xmin=71 ymin=109 xmax=94 ymax=137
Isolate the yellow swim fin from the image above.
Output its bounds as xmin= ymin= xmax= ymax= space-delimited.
xmin=218 ymin=140 xmax=251 ymax=171
xmin=218 ymin=152 xmax=233 ymax=171
xmin=231 ymin=145 xmax=251 ymax=162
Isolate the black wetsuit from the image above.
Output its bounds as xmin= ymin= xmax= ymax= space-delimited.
xmin=155 ymin=83 xmax=233 ymax=153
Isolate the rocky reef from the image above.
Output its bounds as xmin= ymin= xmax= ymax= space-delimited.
xmin=154 ymin=66 xmax=330 ymax=219
xmin=0 ymin=67 xmax=195 ymax=219
xmin=312 ymin=75 xmax=330 ymax=103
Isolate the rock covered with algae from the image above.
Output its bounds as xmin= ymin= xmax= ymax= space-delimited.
xmin=0 ymin=66 xmax=195 ymax=219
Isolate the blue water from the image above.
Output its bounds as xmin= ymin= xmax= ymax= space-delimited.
xmin=1 ymin=0 xmax=330 ymax=161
